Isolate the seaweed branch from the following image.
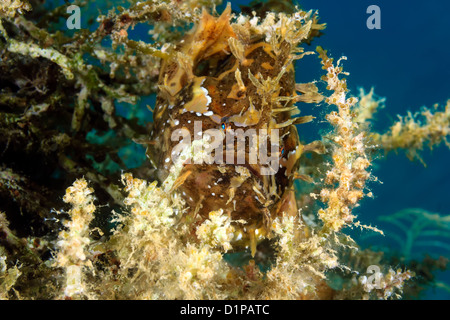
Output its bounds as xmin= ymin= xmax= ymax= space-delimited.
xmin=377 ymin=208 xmax=450 ymax=260
xmin=373 ymin=100 xmax=450 ymax=165
xmin=315 ymin=47 xmax=375 ymax=234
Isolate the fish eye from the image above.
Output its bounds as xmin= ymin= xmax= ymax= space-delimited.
xmin=221 ymin=122 xmax=231 ymax=131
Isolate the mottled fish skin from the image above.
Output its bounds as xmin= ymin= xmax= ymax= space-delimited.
xmin=148 ymin=7 xmax=310 ymax=249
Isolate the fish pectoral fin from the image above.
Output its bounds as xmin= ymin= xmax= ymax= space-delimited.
xmin=293 ymin=115 xmax=315 ymax=125
xmin=170 ymin=170 xmax=192 ymax=192
xmin=303 ymin=140 xmax=326 ymax=154
xmin=249 ymin=227 xmax=257 ymax=258
xmin=293 ymin=172 xmax=314 ymax=183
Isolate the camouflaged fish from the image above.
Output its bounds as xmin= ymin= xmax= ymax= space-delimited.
xmin=148 ymin=6 xmax=324 ymax=255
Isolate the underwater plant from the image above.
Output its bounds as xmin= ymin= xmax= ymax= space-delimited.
xmin=362 ymin=208 xmax=450 ymax=261
xmin=0 ymin=0 xmax=449 ymax=300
